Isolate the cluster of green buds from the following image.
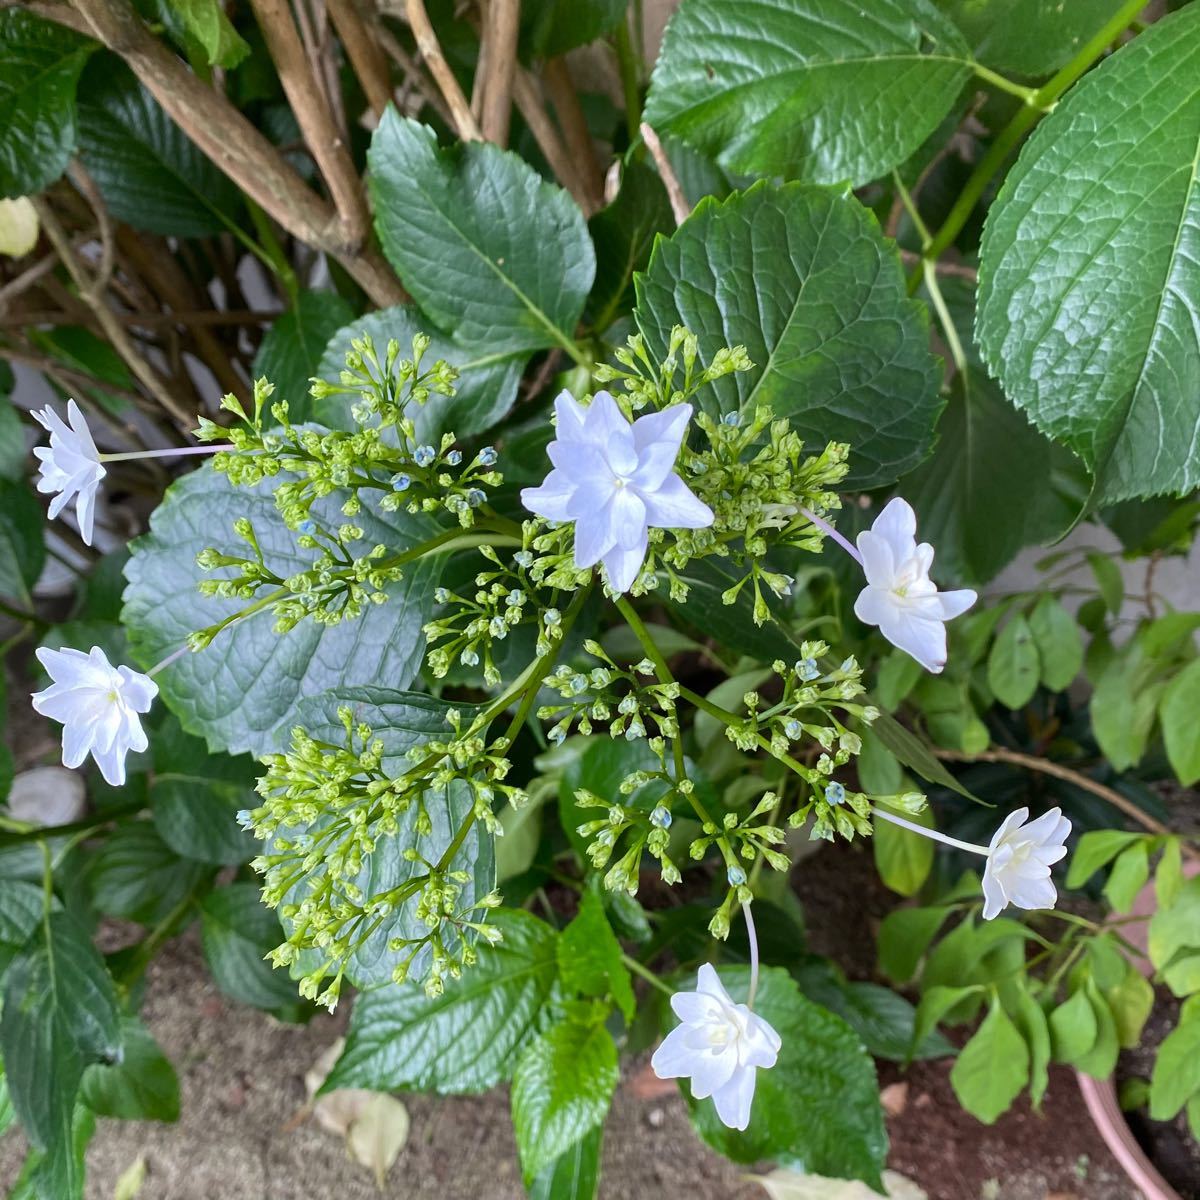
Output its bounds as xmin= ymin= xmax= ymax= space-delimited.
xmin=573 ymin=765 xmax=690 ymax=893
xmin=592 ymin=325 xmax=753 ymax=412
xmin=240 ymin=706 xmax=506 ymax=1006
xmin=424 ymin=544 xmax=569 ymax=684
xmin=537 ymin=639 xmax=679 ymax=745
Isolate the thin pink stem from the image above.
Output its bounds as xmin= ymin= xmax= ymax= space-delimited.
xmin=743 ymin=900 xmax=760 ymax=1010
xmin=798 ymin=505 xmax=862 ymax=566
xmin=148 ymin=644 xmax=192 ymax=677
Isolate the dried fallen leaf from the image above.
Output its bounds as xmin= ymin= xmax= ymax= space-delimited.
xmin=346 ymin=1092 xmax=410 ymax=1189
xmin=880 ymin=1081 xmax=909 ymax=1118
xmin=0 ymin=197 xmax=37 ymax=258
xmin=754 ymin=1166 xmax=926 ymax=1200
xmin=113 ymin=1155 xmax=146 ymax=1200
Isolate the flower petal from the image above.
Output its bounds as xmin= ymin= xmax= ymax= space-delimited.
xmin=871 ymin=497 xmax=918 ymax=556
xmin=602 ymin=541 xmax=647 ymax=594
xmin=934 ymin=587 xmax=978 ymax=621
xmin=855 ymin=530 xmax=896 ymax=588
xmin=521 ymin=471 xmax=576 ymax=522
xmin=711 ymin=1064 xmax=757 ymax=1131
xmin=553 ymin=391 xmax=589 ymax=442
xmin=573 ymin=505 xmax=618 ymax=568
xmin=650 ymin=1025 xmax=699 ymax=1079
xmin=640 ymin=473 xmax=714 ymax=530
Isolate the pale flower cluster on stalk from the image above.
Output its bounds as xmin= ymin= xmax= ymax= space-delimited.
xmin=26 ymin=384 xmax=1074 ymax=1135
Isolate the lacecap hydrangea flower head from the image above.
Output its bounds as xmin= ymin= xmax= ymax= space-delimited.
xmin=520 ymin=390 xmax=713 ymax=592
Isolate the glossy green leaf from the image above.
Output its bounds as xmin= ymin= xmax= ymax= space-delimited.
xmin=1157 ymin=838 xmax=1185 ymax=910
xmin=86 ymin=820 xmax=206 ymax=924
xmin=1106 ymin=961 xmax=1154 ymax=1050
xmin=0 ymin=912 xmax=120 ymax=1198
xmin=326 ymin=909 xmax=558 ymax=1094
xmin=1161 ymin=660 xmax=1200 ymax=786
xmin=644 ymin=0 xmax=972 ymax=185
xmin=368 ymin=114 xmax=594 ymax=355
xmin=1088 ymin=551 xmax=1124 ymax=615
xmin=512 ymin=1016 xmax=618 ymax=1183
xmin=0 ymin=880 xmax=44 ymax=980
xmin=281 ymin=689 xmax=495 ymax=989
xmin=868 ymin=709 xmax=979 ymax=801
xmin=1066 ymin=830 xmax=1145 ymax=889
xmin=1149 ymin=877 xmax=1200 ymax=997
xmin=254 ymin=292 xmax=356 ymax=415
xmin=165 ymin=0 xmax=250 ymax=67
xmin=0 ymin=479 xmax=44 ymax=607
xmin=987 ymin=614 xmax=1039 ymax=709
xmin=911 ymin=983 xmax=984 ymax=1054
xmin=683 ymin=966 xmax=886 ymax=1187
xmin=976 ymin=7 xmax=1200 ymax=504
xmin=0 ymin=396 xmax=25 ymax=482
xmin=1048 ymin=986 xmax=1099 ymax=1065
xmin=877 ymin=905 xmax=953 ymax=984
xmin=123 ymin=465 xmax=442 ymax=756
xmin=77 ymin=60 xmax=242 ymax=236
xmin=873 ymin=804 xmax=934 ymax=898
xmin=528 ymin=1121 xmax=602 ymax=1200
xmin=1028 ymin=594 xmax=1084 ymax=691
xmin=150 ymin=716 xmax=257 ymax=866
xmin=313 ymin=304 xmax=525 ymax=439
xmin=1073 ymin=980 xmax=1120 ymax=1079
xmin=1089 ymin=647 xmax=1164 ymax=772
xmin=80 ymin=1017 xmax=180 ymax=1122
xmin=520 ymin=0 xmax=627 ymax=58
xmin=1103 ymin=842 xmax=1150 ymax=914
xmin=950 ymin=997 xmax=1029 ymax=1124
xmin=586 ymin=160 xmax=674 ymax=333
xmin=7 ymin=1104 xmax=94 ymax=1200
xmin=557 ymin=889 xmax=636 ymax=1020
xmin=1011 ymin=986 xmax=1051 ymax=1109
xmin=199 ymin=883 xmax=300 ymax=1012
xmin=0 ymin=9 xmax=94 ymax=197
xmin=1150 ymin=1004 xmax=1200 ymax=1120
xmin=935 ymin=0 xmax=1125 ymax=76
xmin=635 ymin=182 xmax=943 ymax=488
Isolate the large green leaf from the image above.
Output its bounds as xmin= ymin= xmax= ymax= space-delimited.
xmin=1161 ymin=659 xmax=1200 ymax=786
xmin=949 ymin=996 xmax=1029 ymax=1124
xmin=199 ymin=883 xmax=301 ymax=1012
xmin=0 ymin=479 xmax=44 ymax=607
xmin=311 ymin=304 xmax=526 ymax=439
xmin=254 ymin=292 xmax=356 ymax=414
xmin=122 ymin=465 xmax=442 ymax=757
xmin=634 ymin=182 xmax=942 ymax=488
xmin=511 ymin=1016 xmax=619 ymax=1183
xmin=643 ymin=0 xmax=972 ymax=185
xmin=976 ymin=7 xmax=1200 ymax=505
xmin=282 ymin=689 xmax=495 ymax=989
xmin=165 ymin=0 xmax=250 ymax=67
xmin=935 ymin=0 xmax=1125 ymax=76
xmin=0 ymin=879 xmax=45 ymax=978
xmin=683 ymin=966 xmax=886 ymax=1187
xmin=0 ymin=912 xmax=121 ymax=1199
xmin=368 ymin=114 xmax=594 ymax=355
xmin=557 ymin=888 xmax=636 ymax=1020
xmin=528 ymin=1121 xmax=602 ymax=1200
xmin=77 ymin=59 xmax=242 ymax=236
xmin=326 ymin=909 xmax=559 ymax=1094
xmin=86 ymin=820 xmax=206 ymax=924
xmin=0 ymin=9 xmax=94 ymax=197
xmin=80 ymin=1017 xmax=180 ymax=1122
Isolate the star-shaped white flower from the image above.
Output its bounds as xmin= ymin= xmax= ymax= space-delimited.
xmin=982 ymin=806 xmax=1071 ymax=921
xmin=32 ymin=399 xmax=106 ymax=546
xmin=520 ymin=391 xmax=713 ymax=593
xmin=853 ymin=497 xmax=976 ymax=673
xmin=31 ymin=646 xmax=158 ymax=786
xmin=650 ymin=962 xmax=781 ymax=1131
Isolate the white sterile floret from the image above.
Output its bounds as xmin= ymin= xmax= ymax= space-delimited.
xmin=982 ymin=806 xmax=1072 ymax=921
xmin=650 ymin=962 xmax=781 ymax=1131
xmin=521 ymin=390 xmax=713 ymax=592
xmin=31 ymin=646 xmax=158 ymax=786
xmin=853 ymin=497 xmax=977 ymax=673
xmin=32 ymin=399 xmax=106 ymax=545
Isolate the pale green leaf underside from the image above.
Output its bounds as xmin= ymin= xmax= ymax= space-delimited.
xmin=644 ymin=0 xmax=972 ymax=185
xmin=122 ymin=465 xmax=441 ymax=757
xmin=635 ymin=181 xmax=943 ymax=488
xmin=977 ymin=6 xmax=1200 ymax=504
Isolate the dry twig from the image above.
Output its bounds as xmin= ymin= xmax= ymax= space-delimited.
xmin=640 ymin=121 xmax=690 ymax=225
xmin=476 ymin=0 xmax=519 ymax=145
xmin=405 ymin=0 xmax=483 ymax=140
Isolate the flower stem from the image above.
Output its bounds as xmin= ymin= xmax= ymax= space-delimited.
xmin=797 ymin=505 xmax=862 ymax=566
xmin=99 ymin=444 xmax=235 ymax=462
xmin=871 ymin=805 xmax=990 ymax=856
xmin=148 ymin=644 xmax=192 ymax=677
xmin=623 ymin=952 xmax=673 ymax=997
xmin=613 ymin=595 xmax=716 ymax=827
xmin=743 ymin=900 xmax=760 ymax=1011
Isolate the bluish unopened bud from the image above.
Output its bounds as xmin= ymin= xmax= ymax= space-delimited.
xmin=650 ymin=804 xmax=672 ymax=829
xmin=825 ymin=781 xmax=846 ymax=806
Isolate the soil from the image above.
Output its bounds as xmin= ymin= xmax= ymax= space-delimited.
xmin=1119 ymin=989 xmax=1200 ymax=1199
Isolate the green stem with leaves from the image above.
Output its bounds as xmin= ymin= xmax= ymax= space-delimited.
xmin=908 ymin=0 xmax=1149 ymax=293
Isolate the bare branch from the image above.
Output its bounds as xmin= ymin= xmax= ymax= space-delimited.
xmin=640 ymin=121 xmax=689 ymax=226
xmin=63 ymin=0 xmax=404 ymax=306
xmin=376 ymin=19 xmax=453 ymax=125
xmin=406 ymin=0 xmax=483 ymax=140
xmin=542 ymin=57 xmax=604 ymax=212
xmin=477 ymin=0 xmax=519 ymax=145
xmin=327 ymin=0 xmax=393 ymax=119
xmin=511 ymin=68 xmax=590 ymax=210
